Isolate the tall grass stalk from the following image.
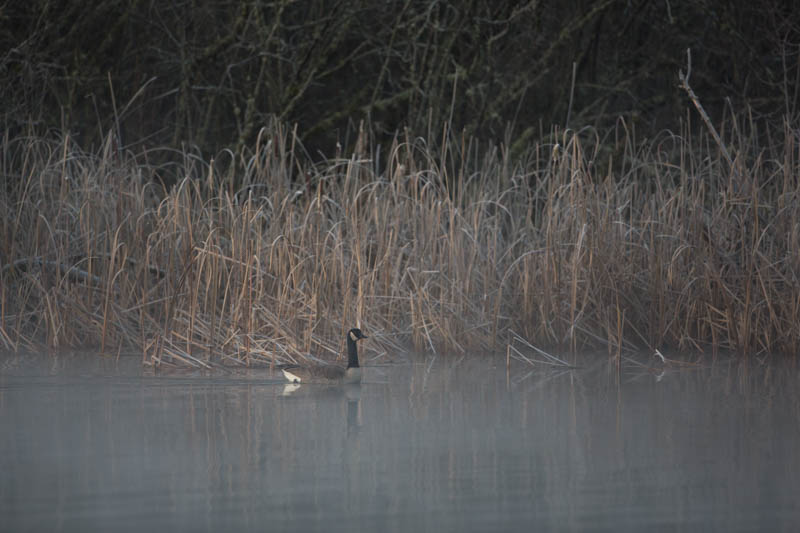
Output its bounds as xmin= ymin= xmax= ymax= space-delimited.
xmin=1 ymin=115 xmax=799 ymax=364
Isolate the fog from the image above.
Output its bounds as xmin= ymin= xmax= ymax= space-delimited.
xmin=2 ymin=353 xmax=799 ymax=532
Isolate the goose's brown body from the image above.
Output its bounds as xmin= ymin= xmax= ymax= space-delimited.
xmin=282 ymin=328 xmax=367 ymax=384
xmin=282 ymin=364 xmax=362 ymax=384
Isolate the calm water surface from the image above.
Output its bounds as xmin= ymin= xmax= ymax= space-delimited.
xmin=1 ymin=352 xmax=799 ymax=532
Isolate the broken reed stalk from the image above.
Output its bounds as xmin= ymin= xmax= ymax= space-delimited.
xmin=678 ymin=48 xmax=734 ymax=168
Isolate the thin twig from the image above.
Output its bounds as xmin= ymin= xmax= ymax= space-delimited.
xmin=678 ymin=48 xmax=733 ymax=168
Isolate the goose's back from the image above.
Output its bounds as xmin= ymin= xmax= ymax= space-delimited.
xmin=308 ymin=363 xmax=346 ymax=381
xmin=282 ymin=363 xmax=346 ymax=383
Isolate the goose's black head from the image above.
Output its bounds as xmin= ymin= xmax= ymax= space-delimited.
xmin=348 ymin=328 xmax=368 ymax=342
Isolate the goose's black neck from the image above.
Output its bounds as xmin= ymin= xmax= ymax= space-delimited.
xmin=346 ymin=335 xmax=360 ymax=369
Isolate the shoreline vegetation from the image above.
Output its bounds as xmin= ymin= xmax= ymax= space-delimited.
xmin=2 ymin=112 xmax=799 ymax=367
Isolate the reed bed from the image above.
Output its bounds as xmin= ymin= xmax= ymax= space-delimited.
xmin=1 ymin=114 xmax=799 ymax=365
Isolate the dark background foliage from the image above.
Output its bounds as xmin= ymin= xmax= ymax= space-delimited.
xmin=2 ymin=0 xmax=798 ymax=159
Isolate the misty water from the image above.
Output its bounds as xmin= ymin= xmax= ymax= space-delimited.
xmin=1 ymin=352 xmax=799 ymax=532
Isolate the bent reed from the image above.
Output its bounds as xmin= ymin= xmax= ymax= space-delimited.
xmin=1 ymin=116 xmax=799 ymax=365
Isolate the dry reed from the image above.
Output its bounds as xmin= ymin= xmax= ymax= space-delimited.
xmin=1 ymin=114 xmax=799 ymax=365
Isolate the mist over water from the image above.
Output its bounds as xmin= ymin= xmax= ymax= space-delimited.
xmin=1 ymin=353 xmax=799 ymax=532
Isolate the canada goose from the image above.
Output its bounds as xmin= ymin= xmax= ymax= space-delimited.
xmin=282 ymin=328 xmax=368 ymax=384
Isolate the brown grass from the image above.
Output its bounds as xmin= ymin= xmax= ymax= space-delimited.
xmin=2 ymin=115 xmax=799 ymax=365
